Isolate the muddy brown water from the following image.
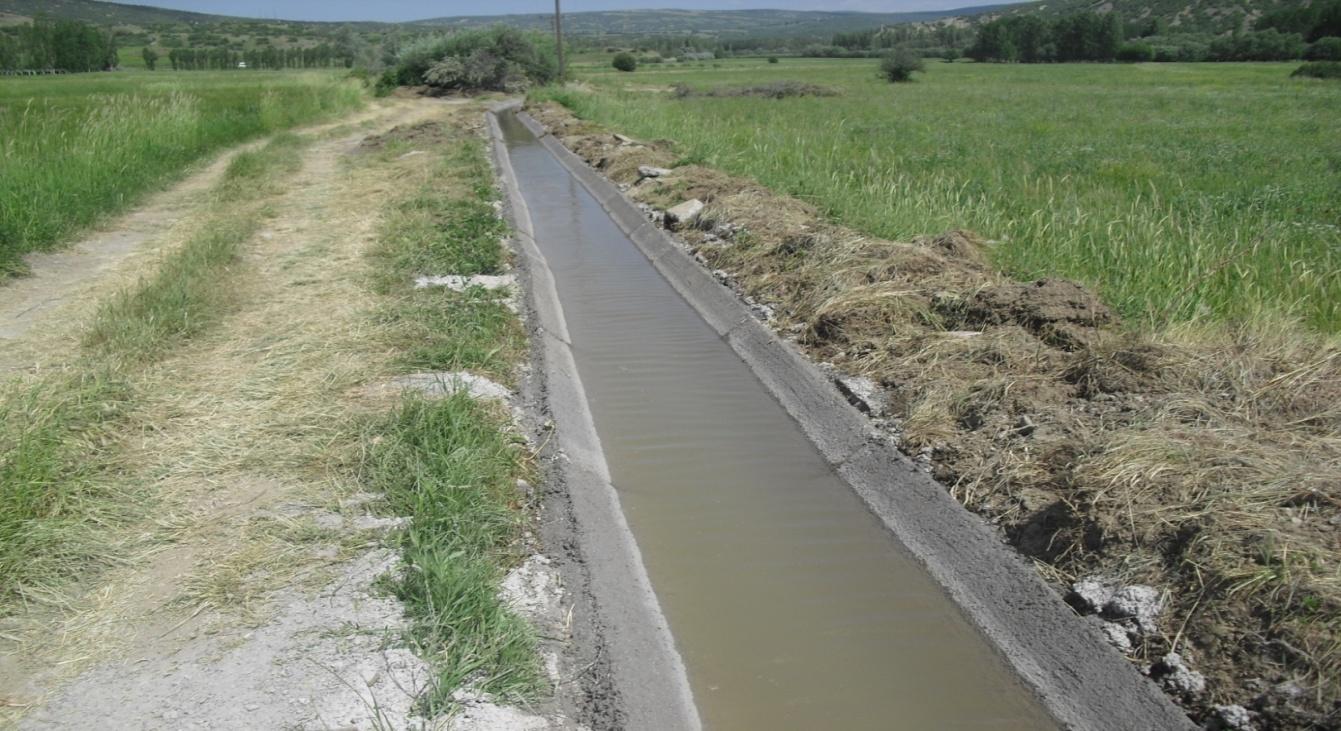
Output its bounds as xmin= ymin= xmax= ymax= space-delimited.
xmin=500 ymin=114 xmax=1058 ymax=730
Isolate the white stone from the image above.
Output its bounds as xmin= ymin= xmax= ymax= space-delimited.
xmin=664 ymin=199 xmax=705 ymax=231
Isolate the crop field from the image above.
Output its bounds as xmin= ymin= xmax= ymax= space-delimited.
xmin=0 ymin=70 xmax=365 ymax=275
xmin=546 ymin=58 xmax=1341 ymax=331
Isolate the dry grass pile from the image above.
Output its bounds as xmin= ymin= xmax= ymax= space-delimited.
xmin=526 ymin=100 xmax=1341 ymax=729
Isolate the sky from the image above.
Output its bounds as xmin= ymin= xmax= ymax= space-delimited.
xmin=115 ymin=1 xmax=977 ymax=23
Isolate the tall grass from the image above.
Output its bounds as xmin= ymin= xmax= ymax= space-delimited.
xmin=539 ymin=60 xmax=1341 ymax=331
xmin=0 ymin=128 xmax=313 ymax=613
xmin=0 ymin=71 xmax=365 ymax=275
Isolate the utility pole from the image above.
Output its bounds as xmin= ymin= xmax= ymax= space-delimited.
xmin=554 ymin=0 xmax=565 ymax=81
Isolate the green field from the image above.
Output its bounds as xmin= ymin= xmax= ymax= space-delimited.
xmin=0 ymin=70 xmax=365 ymax=275
xmin=546 ymin=58 xmax=1341 ymax=331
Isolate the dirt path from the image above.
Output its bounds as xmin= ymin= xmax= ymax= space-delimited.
xmin=0 ymin=97 xmax=466 ymax=730
xmin=0 ymin=101 xmax=421 ymax=374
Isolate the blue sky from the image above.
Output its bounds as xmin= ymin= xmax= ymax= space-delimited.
xmin=119 ymin=1 xmax=976 ymax=23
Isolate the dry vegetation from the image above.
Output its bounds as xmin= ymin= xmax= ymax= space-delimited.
xmin=527 ymin=101 xmax=1341 ymax=729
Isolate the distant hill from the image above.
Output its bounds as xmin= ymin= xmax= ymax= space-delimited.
xmin=416 ymin=7 xmax=1015 ymax=38
xmin=0 ymin=0 xmax=229 ymax=26
xmin=976 ymin=0 xmax=1312 ymax=34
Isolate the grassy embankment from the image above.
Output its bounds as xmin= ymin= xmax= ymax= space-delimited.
xmin=547 ymin=59 xmax=1340 ymax=331
xmin=0 ymin=132 xmax=310 ymax=611
xmin=0 ymin=70 xmax=365 ymax=276
xmin=359 ymin=122 xmax=538 ymax=708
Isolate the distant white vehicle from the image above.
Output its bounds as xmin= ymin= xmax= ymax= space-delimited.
xmin=237 ymin=61 xmax=248 ymax=69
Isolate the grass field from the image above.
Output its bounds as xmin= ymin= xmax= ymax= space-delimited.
xmin=0 ymin=70 xmax=365 ymax=275
xmin=544 ymin=58 xmax=1341 ymax=331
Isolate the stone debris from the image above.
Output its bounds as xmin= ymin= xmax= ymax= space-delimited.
xmin=499 ymin=555 xmax=562 ymax=625
xmin=1154 ymin=652 xmax=1207 ymax=696
xmin=1095 ymin=619 xmax=1134 ymax=654
xmin=1068 ymin=578 xmax=1164 ymax=637
xmin=386 ymin=372 xmax=512 ymax=402
xmin=612 ymin=133 xmax=636 ymax=145
xmin=664 ymin=199 xmax=705 ymax=231
xmin=636 ymin=165 xmax=671 ymax=179
xmin=445 ymin=690 xmax=556 ymax=731
xmin=1103 ymin=585 xmax=1164 ymax=635
xmin=414 ymin=274 xmax=516 ymax=291
xmin=1204 ymin=704 xmax=1254 ymax=731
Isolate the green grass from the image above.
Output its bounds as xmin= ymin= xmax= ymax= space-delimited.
xmin=542 ymin=58 xmax=1341 ymax=331
xmin=83 ymin=133 xmax=307 ymax=362
xmin=364 ymin=394 xmax=539 ymax=708
xmin=0 ymin=70 xmax=365 ymax=276
xmin=0 ymin=370 xmax=133 ymax=609
xmin=371 ymin=133 xmax=523 ymax=383
xmin=0 ymin=127 xmax=311 ymax=612
xmin=360 ymin=119 xmax=538 ymax=708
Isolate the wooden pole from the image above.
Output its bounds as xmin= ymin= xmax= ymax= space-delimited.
xmin=555 ymin=0 xmax=565 ymax=80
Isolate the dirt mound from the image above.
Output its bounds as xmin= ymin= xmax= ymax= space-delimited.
xmin=527 ymin=101 xmax=1341 ymax=730
xmin=357 ymin=121 xmax=449 ymax=152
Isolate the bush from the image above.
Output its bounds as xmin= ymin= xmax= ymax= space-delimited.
xmin=880 ymin=49 xmax=925 ymax=83
xmin=389 ymin=26 xmax=558 ymax=92
xmin=1292 ymin=60 xmax=1341 ymax=78
xmin=1306 ymin=36 xmax=1341 ymax=60
xmin=612 ymin=52 xmax=637 ymax=72
xmin=1117 ymin=42 xmax=1156 ymax=62
xmin=1207 ymin=29 xmax=1306 ymax=61
xmin=768 ymin=56 xmax=779 ymax=63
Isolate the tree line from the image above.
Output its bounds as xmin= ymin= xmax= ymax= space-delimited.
xmin=968 ymin=5 xmax=1341 ymax=63
xmin=0 ymin=17 xmax=117 ymax=72
xmin=162 ymin=44 xmax=356 ymax=71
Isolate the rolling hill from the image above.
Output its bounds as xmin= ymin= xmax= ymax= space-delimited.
xmin=416 ymin=7 xmax=1014 ymax=38
xmin=979 ymin=0 xmax=1311 ymax=34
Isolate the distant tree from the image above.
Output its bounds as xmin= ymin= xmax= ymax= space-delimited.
xmin=612 ymin=51 xmax=637 ymax=72
xmin=142 ymin=46 xmax=159 ymax=70
xmin=1307 ymin=36 xmax=1341 ymax=60
xmin=1117 ymin=42 xmax=1155 ymax=62
xmin=879 ymin=48 xmax=924 ymax=82
xmin=0 ymin=33 xmax=16 ymax=69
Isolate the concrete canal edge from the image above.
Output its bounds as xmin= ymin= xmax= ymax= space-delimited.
xmin=489 ymin=101 xmax=1195 ymax=730
xmin=486 ymin=105 xmax=703 ymax=731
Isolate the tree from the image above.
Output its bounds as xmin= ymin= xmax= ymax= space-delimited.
xmin=142 ymin=46 xmax=158 ymax=70
xmin=612 ymin=51 xmax=637 ymax=72
xmin=879 ymin=48 xmax=924 ymax=82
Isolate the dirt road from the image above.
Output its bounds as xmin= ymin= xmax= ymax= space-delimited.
xmin=1 ymin=98 xmax=508 ymax=731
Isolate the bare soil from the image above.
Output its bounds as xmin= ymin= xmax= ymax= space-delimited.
xmin=528 ymin=100 xmax=1341 ymax=731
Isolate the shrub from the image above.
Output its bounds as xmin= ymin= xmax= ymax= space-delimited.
xmin=1117 ymin=42 xmax=1156 ymax=62
xmin=1292 ymin=60 xmax=1341 ymax=78
xmin=1306 ymin=36 xmax=1341 ymax=60
xmin=768 ymin=56 xmax=779 ymax=63
xmin=390 ymin=26 xmax=558 ymax=92
xmin=612 ymin=52 xmax=637 ymax=72
xmin=880 ymin=49 xmax=925 ymax=83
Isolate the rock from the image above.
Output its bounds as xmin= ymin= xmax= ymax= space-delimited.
xmin=1204 ymin=704 xmax=1254 ymax=731
xmin=1155 ymin=652 xmax=1207 ymax=696
xmin=1095 ymin=619 xmax=1134 ymax=654
xmin=637 ymin=165 xmax=671 ymax=179
xmin=613 ymin=133 xmax=636 ymax=145
xmin=414 ymin=274 xmax=516 ymax=292
xmin=1102 ymin=585 xmax=1164 ymax=635
xmin=664 ymin=199 xmax=705 ymax=231
xmin=1069 ymin=577 xmax=1117 ymax=614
